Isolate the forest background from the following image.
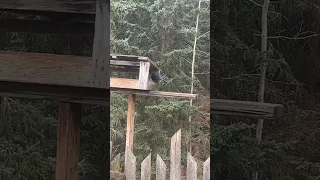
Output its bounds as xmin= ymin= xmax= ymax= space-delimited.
xmin=0 ymin=0 xmax=210 ymax=179
xmin=212 ymin=0 xmax=320 ymax=179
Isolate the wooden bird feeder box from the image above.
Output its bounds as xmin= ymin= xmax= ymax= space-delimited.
xmin=110 ymin=54 xmax=161 ymax=90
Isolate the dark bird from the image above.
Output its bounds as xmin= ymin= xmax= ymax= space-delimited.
xmin=150 ymin=72 xmax=167 ymax=83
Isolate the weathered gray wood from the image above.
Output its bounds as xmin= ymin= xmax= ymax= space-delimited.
xmin=0 ymin=18 xmax=94 ymax=36
xmin=110 ymin=141 xmax=112 ymax=160
xmin=0 ymin=81 xmax=109 ymax=105
xmin=91 ymin=0 xmax=109 ymax=88
xmin=211 ymin=99 xmax=284 ymax=120
xmin=141 ymin=153 xmax=152 ymax=180
xmin=156 ymin=154 xmax=166 ymax=180
xmin=187 ymin=153 xmax=197 ymax=180
xmin=112 ymin=89 xmax=197 ymax=99
xmin=138 ymin=61 xmax=151 ymax=89
xmin=125 ymin=149 xmax=136 ymax=180
xmin=203 ymin=157 xmax=210 ymax=180
xmin=110 ymin=171 xmax=125 ymax=180
xmin=110 ymin=54 xmax=161 ymax=71
xmin=170 ymin=129 xmax=181 ymax=180
xmin=0 ymin=0 xmax=97 ymax=14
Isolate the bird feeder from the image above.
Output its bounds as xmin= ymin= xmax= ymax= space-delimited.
xmin=110 ymin=54 xmax=161 ymax=90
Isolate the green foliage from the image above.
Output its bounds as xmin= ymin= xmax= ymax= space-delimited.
xmin=212 ymin=0 xmax=320 ymax=179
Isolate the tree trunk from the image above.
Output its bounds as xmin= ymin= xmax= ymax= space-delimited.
xmin=253 ymin=0 xmax=270 ymax=180
xmin=188 ymin=0 xmax=201 ymax=154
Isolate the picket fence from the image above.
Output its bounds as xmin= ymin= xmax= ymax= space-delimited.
xmin=110 ymin=129 xmax=210 ymax=180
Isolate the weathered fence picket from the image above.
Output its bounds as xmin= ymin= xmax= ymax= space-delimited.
xmin=203 ymin=157 xmax=210 ymax=180
xmin=141 ymin=153 xmax=151 ymax=180
xmin=187 ymin=152 xmax=197 ymax=180
xmin=156 ymin=154 xmax=167 ymax=180
xmin=170 ymin=129 xmax=181 ymax=180
xmin=125 ymin=149 xmax=136 ymax=180
xmin=111 ymin=129 xmax=210 ymax=180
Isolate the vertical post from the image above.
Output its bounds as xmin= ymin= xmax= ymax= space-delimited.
xmin=125 ymin=94 xmax=136 ymax=174
xmin=91 ymin=0 xmax=110 ymax=88
xmin=138 ymin=61 xmax=151 ymax=89
xmin=55 ymin=103 xmax=81 ymax=180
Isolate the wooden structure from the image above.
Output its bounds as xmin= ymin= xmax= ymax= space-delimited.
xmin=0 ymin=1 xmax=109 ymax=180
xmin=110 ymin=129 xmax=210 ymax=180
xmin=0 ymin=1 xmax=198 ymax=179
xmin=211 ymin=99 xmax=284 ymax=120
xmin=109 ymin=55 xmax=198 ymax=179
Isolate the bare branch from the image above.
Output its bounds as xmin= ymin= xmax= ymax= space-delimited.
xmin=253 ymin=32 xmax=320 ymax=40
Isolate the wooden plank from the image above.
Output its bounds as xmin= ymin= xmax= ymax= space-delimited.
xmin=186 ymin=153 xmax=197 ymax=180
xmin=170 ymin=129 xmax=181 ymax=180
xmin=110 ymin=171 xmax=125 ymax=180
xmin=91 ymin=0 xmax=109 ymax=88
xmin=211 ymin=99 xmax=284 ymax=120
xmin=0 ymin=81 xmax=109 ymax=105
xmin=111 ymin=54 xmax=161 ymax=71
xmin=125 ymin=94 xmax=135 ymax=180
xmin=203 ymin=157 xmax=210 ymax=180
xmin=0 ymin=50 xmax=93 ymax=88
xmin=111 ymin=78 xmax=155 ymax=90
xmin=138 ymin=61 xmax=151 ymax=89
xmin=112 ymin=88 xmax=197 ymax=99
xmin=141 ymin=153 xmax=152 ymax=180
xmin=156 ymin=154 xmax=166 ymax=180
xmin=125 ymin=95 xmax=135 ymax=152
xmin=55 ymin=103 xmax=81 ymax=180
xmin=0 ymin=0 xmax=97 ymax=14
xmin=125 ymin=149 xmax=136 ymax=180
xmin=0 ymin=18 xmax=94 ymax=36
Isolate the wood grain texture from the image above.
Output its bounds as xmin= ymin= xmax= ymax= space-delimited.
xmin=141 ymin=153 xmax=151 ymax=180
xmin=203 ymin=157 xmax=210 ymax=180
xmin=110 ymin=171 xmax=125 ymax=180
xmin=211 ymin=99 xmax=284 ymax=120
xmin=0 ymin=50 xmax=93 ymax=88
xmin=111 ymin=54 xmax=161 ymax=71
xmin=55 ymin=103 xmax=81 ymax=180
xmin=170 ymin=129 xmax=181 ymax=180
xmin=0 ymin=81 xmax=109 ymax=105
xmin=187 ymin=153 xmax=197 ymax=180
xmin=0 ymin=0 xmax=97 ymax=14
xmin=125 ymin=149 xmax=136 ymax=180
xmin=0 ymin=18 xmax=94 ymax=36
xmin=138 ymin=61 xmax=151 ymax=89
xmin=156 ymin=154 xmax=166 ymax=180
xmin=111 ymin=78 xmax=155 ymax=90
xmin=91 ymin=0 xmax=109 ymax=88
xmin=112 ymin=88 xmax=197 ymax=99
xmin=125 ymin=94 xmax=135 ymax=152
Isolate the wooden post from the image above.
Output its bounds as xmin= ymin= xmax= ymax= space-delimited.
xmin=91 ymin=0 xmax=109 ymax=88
xmin=55 ymin=103 xmax=81 ymax=180
xmin=125 ymin=94 xmax=136 ymax=151
xmin=138 ymin=61 xmax=151 ymax=89
xmin=125 ymin=94 xmax=136 ymax=175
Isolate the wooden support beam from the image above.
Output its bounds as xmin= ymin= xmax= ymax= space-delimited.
xmin=211 ymin=99 xmax=284 ymax=120
xmin=0 ymin=81 xmax=109 ymax=105
xmin=56 ymin=103 xmax=81 ymax=180
xmin=111 ymin=88 xmax=197 ymax=99
xmin=91 ymin=0 xmax=109 ymax=88
xmin=0 ymin=18 xmax=94 ymax=36
xmin=0 ymin=0 xmax=97 ymax=14
xmin=125 ymin=95 xmax=136 ymax=152
xmin=0 ymin=50 xmax=93 ymax=88
xmin=125 ymin=94 xmax=136 ymax=176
